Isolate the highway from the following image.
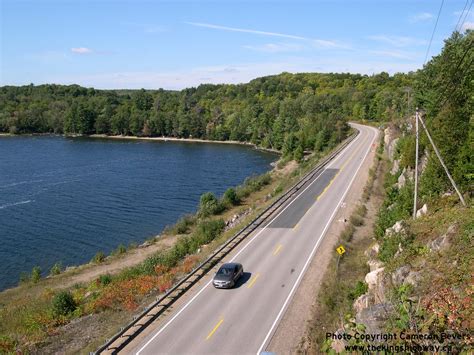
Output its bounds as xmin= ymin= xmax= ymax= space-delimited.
xmin=128 ymin=123 xmax=378 ymax=354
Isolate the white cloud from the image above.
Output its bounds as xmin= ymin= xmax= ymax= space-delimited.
xmin=367 ymin=35 xmax=427 ymax=47
xmin=71 ymin=47 xmax=93 ymax=54
xmin=409 ymin=12 xmax=433 ymax=23
xmin=243 ymin=43 xmax=304 ymax=53
xmin=369 ymin=50 xmax=417 ymax=60
xmin=185 ymin=21 xmax=345 ymax=49
xmin=461 ymin=21 xmax=474 ymax=31
xmin=185 ymin=22 xmax=307 ymax=40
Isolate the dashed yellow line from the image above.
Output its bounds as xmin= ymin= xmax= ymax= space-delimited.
xmin=273 ymin=244 xmax=283 ymax=256
xmin=206 ymin=318 xmax=224 ymax=340
xmin=247 ymin=273 xmax=260 ymax=288
xmin=315 ymin=140 xmax=364 ymax=201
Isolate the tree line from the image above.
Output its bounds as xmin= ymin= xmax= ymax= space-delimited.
xmin=0 ymin=71 xmax=415 ymax=157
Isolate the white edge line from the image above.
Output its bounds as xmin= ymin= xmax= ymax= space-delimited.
xmin=135 ymin=127 xmax=364 ymax=355
xmin=256 ymin=125 xmax=378 ymax=354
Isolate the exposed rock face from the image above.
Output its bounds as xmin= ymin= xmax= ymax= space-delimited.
xmin=397 ymin=168 xmax=407 ymax=189
xmin=385 ymin=220 xmax=405 ymax=237
xmin=365 ymin=267 xmax=387 ymax=304
xmin=356 ymin=303 xmax=394 ymax=335
xmin=428 ymin=224 xmax=456 ymax=252
xmin=384 ymin=127 xmax=399 ymax=162
xmin=416 ymin=204 xmax=428 ymax=218
xmin=392 ymin=265 xmax=411 ymax=286
xmin=353 ymin=294 xmax=372 ymax=314
xmin=367 ymin=259 xmax=383 ymax=272
xmin=364 ymin=243 xmax=380 ymax=259
xmin=391 ymin=159 xmax=400 ymax=175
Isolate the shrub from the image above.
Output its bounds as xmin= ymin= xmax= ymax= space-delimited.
xmin=31 ymin=266 xmax=41 ymax=283
xmin=350 ymin=214 xmax=364 ymax=226
xmin=168 ymin=214 xmax=195 ymax=235
xmin=348 ymin=281 xmax=368 ymax=301
xmin=92 ymin=251 xmax=106 ymax=264
xmin=223 ymin=188 xmax=239 ymax=206
xmin=199 ymin=192 xmax=224 ymax=217
xmin=51 ymin=291 xmax=77 ymax=317
xmin=98 ymin=274 xmax=112 ymax=286
xmin=195 ymin=219 xmax=225 ymax=245
xmin=113 ymin=244 xmax=127 ymax=255
xmin=237 ymin=173 xmax=272 ymax=199
xmin=49 ymin=262 xmax=63 ymax=276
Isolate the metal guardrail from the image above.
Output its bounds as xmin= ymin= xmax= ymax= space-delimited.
xmin=94 ymin=131 xmax=358 ymax=354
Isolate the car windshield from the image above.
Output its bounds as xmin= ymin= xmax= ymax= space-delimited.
xmin=217 ymin=267 xmax=233 ymax=276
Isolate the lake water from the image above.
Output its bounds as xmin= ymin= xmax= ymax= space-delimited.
xmin=0 ymin=136 xmax=276 ymax=291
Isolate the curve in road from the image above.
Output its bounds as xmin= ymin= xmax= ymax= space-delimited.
xmin=128 ymin=123 xmax=378 ymax=355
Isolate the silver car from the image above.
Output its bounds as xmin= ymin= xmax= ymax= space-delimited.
xmin=212 ymin=263 xmax=244 ymax=288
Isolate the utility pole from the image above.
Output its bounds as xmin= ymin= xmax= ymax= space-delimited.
xmin=413 ymin=108 xmax=419 ymax=219
xmin=418 ymin=113 xmax=467 ymax=207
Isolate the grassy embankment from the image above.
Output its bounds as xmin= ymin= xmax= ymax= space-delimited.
xmin=0 ymin=134 xmax=352 ymax=354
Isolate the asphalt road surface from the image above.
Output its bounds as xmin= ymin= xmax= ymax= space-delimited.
xmin=130 ymin=123 xmax=378 ymax=355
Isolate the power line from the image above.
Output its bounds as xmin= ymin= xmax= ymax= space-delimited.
xmin=424 ymin=0 xmax=446 ymax=65
xmin=455 ymin=0 xmax=471 ymax=32
xmin=457 ymin=0 xmax=473 ymax=32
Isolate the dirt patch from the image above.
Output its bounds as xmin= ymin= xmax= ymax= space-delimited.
xmin=56 ymin=235 xmax=178 ymax=289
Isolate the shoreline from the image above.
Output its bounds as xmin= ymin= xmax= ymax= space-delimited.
xmin=0 ymin=132 xmax=281 ymax=155
xmin=88 ymin=134 xmax=281 ymax=154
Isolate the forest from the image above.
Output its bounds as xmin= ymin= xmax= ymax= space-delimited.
xmin=0 ymin=71 xmax=415 ymax=157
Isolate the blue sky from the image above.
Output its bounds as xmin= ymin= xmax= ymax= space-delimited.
xmin=1 ymin=0 xmax=473 ymax=89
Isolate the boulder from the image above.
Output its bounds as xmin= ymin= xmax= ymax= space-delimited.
xmin=364 ymin=243 xmax=380 ymax=259
xmin=428 ymin=224 xmax=456 ymax=252
xmin=404 ymin=271 xmax=422 ymax=287
xmin=367 ymin=259 xmax=383 ymax=272
xmin=353 ymin=293 xmax=372 ymax=314
xmin=356 ymin=303 xmax=394 ymax=335
xmin=415 ymin=204 xmax=428 ymax=218
xmin=391 ymin=159 xmax=400 ymax=175
xmin=392 ymin=265 xmax=411 ymax=286
xmin=385 ymin=221 xmax=405 ymax=237
xmin=365 ymin=267 xmax=387 ymax=303
xmin=397 ymin=168 xmax=407 ymax=189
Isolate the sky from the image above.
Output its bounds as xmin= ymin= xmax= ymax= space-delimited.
xmin=1 ymin=0 xmax=473 ymax=90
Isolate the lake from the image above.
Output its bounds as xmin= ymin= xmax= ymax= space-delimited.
xmin=0 ymin=136 xmax=276 ymax=291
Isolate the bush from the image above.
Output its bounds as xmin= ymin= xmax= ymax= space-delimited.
xmin=98 ymin=274 xmax=112 ymax=286
xmin=199 ymin=192 xmax=224 ymax=217
xmin=112 ymin=244 xmax=127 ymax=255
xmin=49 ymin=262 xmax=63 ymax=276
xmin=223 ymin=188 xmax=239 ymax=206
xmin=236 ymin=173 xmax=272 ymax=199
xmin=92 ymin=251 xmax=106 ymax=264
xmin=195 ymin=219 xmax=225 ymax=245
xmin=350 ymin=214 xmax=364 ymax=226
xmin=31 ymin=266 xmax=41 ymax=283
xmin=168 ymin=214 xmax=196 ymax=235
xmin=348 ymin=281 xmax=368 ymax=301
xmin=51 ymin=291 xmax=77 ymax=317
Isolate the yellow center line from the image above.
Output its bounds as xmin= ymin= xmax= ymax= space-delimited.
xmin=247 ymin=272 xmax=260 ymax=288
xmin=273 ymin=244 xmax=283 ymax=256
xmin=206 ymin=318 xmax=224 ymax=340
xmin=315 ymin=140 xmax=365 ymax=201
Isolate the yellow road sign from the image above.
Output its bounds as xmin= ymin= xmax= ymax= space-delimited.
xmin=336 ymin=245 xmax=346 ymax=255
